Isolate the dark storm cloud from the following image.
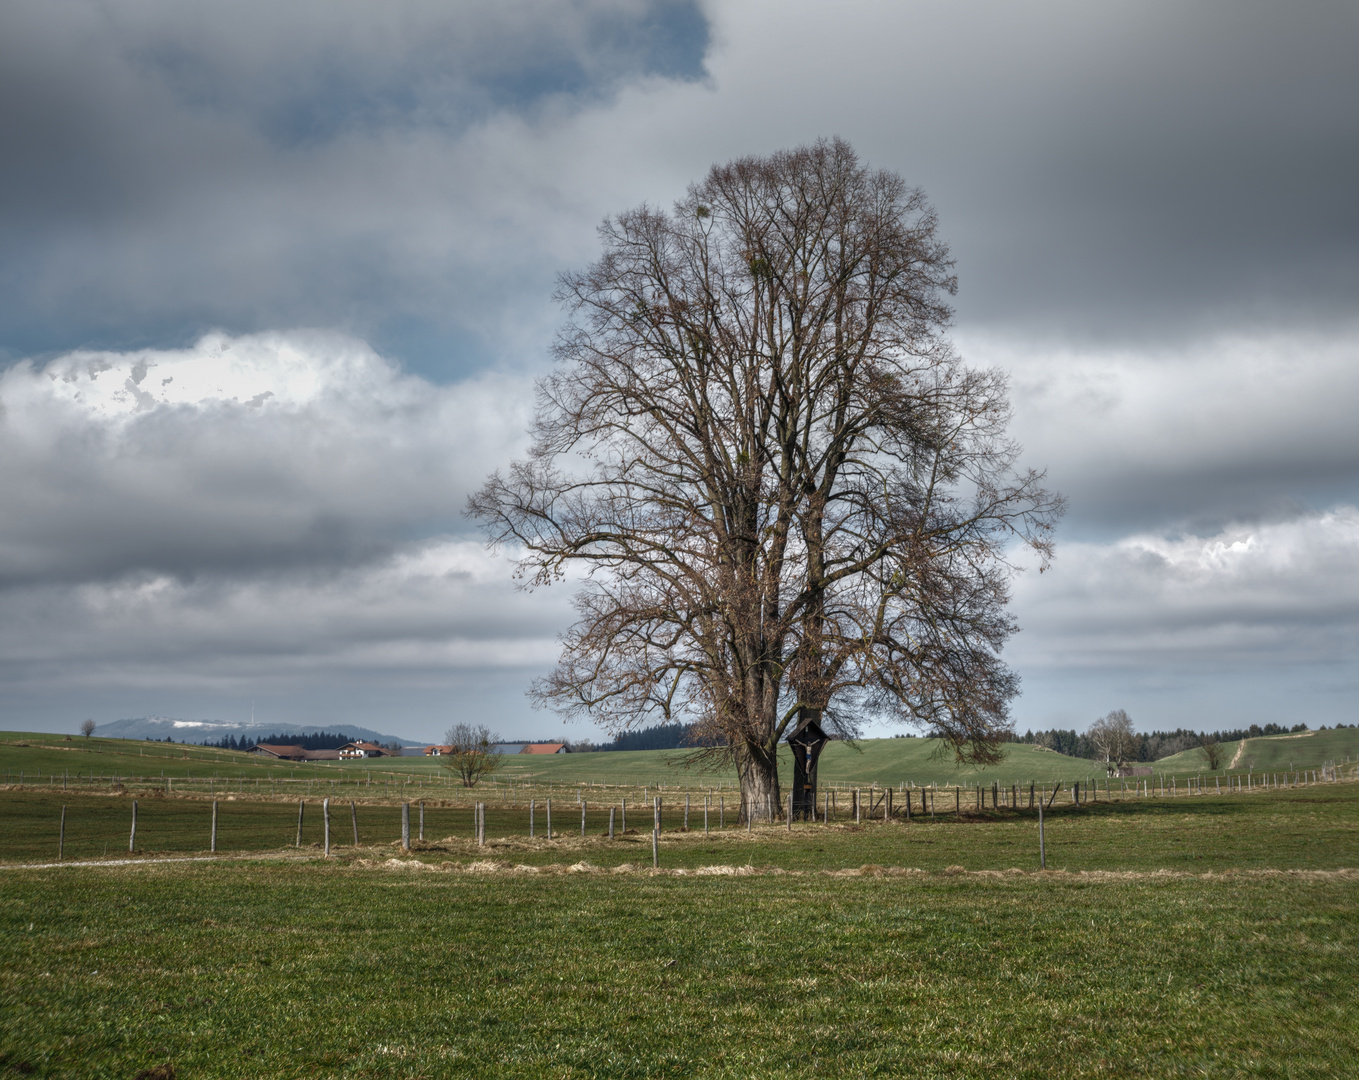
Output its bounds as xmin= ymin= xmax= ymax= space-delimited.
xmin=1 ymin=0 xmax=1353 ymax=363
xmin=950 ymin=1 xmax=1359 ymax=339
xmin=760 ymin=0 xmax=1359 ymax=342
xmin=0 ymin=0 xmax=709 ymax=365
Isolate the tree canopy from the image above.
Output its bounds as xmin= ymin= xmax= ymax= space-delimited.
xmin=472 ymin=139 xmax=1062 ymax=818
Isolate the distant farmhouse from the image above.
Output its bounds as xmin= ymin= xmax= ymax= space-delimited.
xmin=337 ymin=741 xmax=390 ymax=759
xmin=520 ymin=742 xmax=569 ymax=754
xmin=247 ymin=743 xmax=341 ymax=762
xmin=248 ymin=740 xmax=391 ymax=762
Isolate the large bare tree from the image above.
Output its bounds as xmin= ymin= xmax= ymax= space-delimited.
xmin=471 ymin=140 xmax=1061 ymax=821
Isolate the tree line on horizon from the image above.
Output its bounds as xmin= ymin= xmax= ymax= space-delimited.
xmin=197 ymin=731 xmax=370 ymax=752
xmin=1007 ymin=721 xmax=1334 ymax=763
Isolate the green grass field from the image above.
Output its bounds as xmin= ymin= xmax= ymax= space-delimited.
xmin=5 ymin=726 xmax=1358 ymax=798
xmin=3 ymin=777 xmax=1358 ymax=1077
xmin=2 ymin=858 xmax=1356 ymax=1077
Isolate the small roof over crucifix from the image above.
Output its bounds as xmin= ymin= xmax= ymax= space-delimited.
xmin=788 ymin=715 xmax=829 ymax=751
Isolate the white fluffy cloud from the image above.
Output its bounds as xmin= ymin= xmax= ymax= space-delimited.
xmin=978 ymin=325 xmax=1359 ymax=532
xmin=0 ymin=331 xmax=532 ymax=582
xmin=0 ymin=332 xmax=577 ymax=733
xmin=1012 ymin=507 xmax=1359 ymax=671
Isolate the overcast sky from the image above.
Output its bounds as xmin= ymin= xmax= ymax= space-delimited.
xmin=2 ymin=0 xmax=1356 ymax=742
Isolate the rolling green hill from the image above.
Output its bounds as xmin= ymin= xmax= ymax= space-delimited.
xmin=10 ymin=726 xmax=1356 ymax=794
xmin=1153 ymin=727 xmax=1359 ymax=775
xmin=494 ymin=738 xmax=1125 ymax=789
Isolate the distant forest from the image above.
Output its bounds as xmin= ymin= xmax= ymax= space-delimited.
xmin=566 ymin=722 xmax=720 ymax=753
xmin=198 ymin=731 xmax=357 ymax=751
xmin=1009 ymin=722 xmax=1328 ymax=762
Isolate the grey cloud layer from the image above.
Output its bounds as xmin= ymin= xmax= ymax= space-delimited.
xmin=2 ymin=0 xmax=1356 ymax=736
xmin=1 ymin=0 xmax=1354 ymax=363
xmin=0 ymin=0 xmax=707 ymax=362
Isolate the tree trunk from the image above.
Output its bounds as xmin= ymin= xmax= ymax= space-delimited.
xmin=736 ymin=743 xmax=780 ymax=824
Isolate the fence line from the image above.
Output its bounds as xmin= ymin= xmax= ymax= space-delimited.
xmin=6 ymin=763 xmax=1357 ymax=864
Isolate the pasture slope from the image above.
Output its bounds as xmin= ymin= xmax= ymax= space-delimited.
xmin=1155 ymin=726 xmax=1359 ymax=775
xmin=5 ymin=726 xmax=1359 ymax=790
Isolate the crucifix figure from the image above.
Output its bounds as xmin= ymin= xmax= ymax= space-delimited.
xmin=788 ymin=716 xmax=830 ymax=821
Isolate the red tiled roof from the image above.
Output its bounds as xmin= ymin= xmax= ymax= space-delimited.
xmin=520 ymin=743 xmax=568 ymax=754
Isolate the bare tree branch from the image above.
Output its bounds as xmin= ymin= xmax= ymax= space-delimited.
xmin=470 ymin=139 xmax=1063 ymax=819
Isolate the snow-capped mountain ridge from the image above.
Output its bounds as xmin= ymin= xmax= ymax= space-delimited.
xmin=96 ymin=715 xmax=410 ymax=745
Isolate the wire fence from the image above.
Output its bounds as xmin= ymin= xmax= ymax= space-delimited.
xmin=2 ymin=762 xmax=1355 ymax=864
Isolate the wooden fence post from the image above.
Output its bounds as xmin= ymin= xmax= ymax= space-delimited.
xmin=419 ymin=801 xmax=425 ymax=842
xmin=212 ymin=800 xmax=219 ymax=853
xmin=59 ymin=805 xmax=66 ymax=861
xmin=351 ymin=800 xmax=359 ymax=846
xmin=581 ymin=800 xmax=587 ymax=838
xmin=655 ymin=796 xmax=662 ymax=835
xmin=1038 ymin=797 xmax=1046 ymax=870
xmin=323 ymin=798 xmax=330 ymax=856
xmin=129 ymin=800 xmax=138 ymax=853
xmin=609 ymin=807 xmax=615 ymax=840
xmin=296 ymin=799 xmax=304 ymax=847
xmin=401 ymin=802 xmax=410 ymax=851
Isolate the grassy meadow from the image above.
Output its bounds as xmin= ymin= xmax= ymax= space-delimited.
xmin=4 ymin=729 xmax=1359 ymax=1077
xmin=2 ymin=850 xmax=1357 ymax=1077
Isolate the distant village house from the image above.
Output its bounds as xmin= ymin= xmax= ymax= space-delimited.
xmin=338 ymin=741 xmax=391 ymax=759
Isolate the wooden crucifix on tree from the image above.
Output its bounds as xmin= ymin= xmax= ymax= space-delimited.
xmin=788 ymin=717 xmax=829 ymax=821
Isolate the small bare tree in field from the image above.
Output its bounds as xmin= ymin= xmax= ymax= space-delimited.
xmin=439 ymin=723 xmax=503 ymax=788
xmin=1200 ymin=733 xmax=1223 ymax=770
xmin=471 ymin=139 xmax=1062 ymax=820
xmin=1088 ymin=709 xmax=1137 ymax=773
xmin=80 ymin=719 xmax=96 ymax=738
